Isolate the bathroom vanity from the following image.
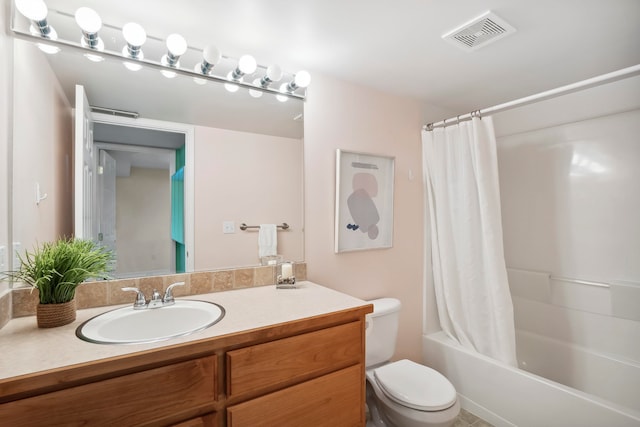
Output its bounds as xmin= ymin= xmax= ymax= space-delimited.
xmin=0 ymin=282 xmax=372 ymax=426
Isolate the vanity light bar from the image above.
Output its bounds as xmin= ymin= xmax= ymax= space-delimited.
xmin=10 ymin=1 xmax=309 ymax=101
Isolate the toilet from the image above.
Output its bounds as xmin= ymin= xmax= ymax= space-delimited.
xmin=365 ymin=298 xmax=460 ymax=427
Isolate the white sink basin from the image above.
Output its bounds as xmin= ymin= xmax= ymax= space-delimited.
xmin=76 ymin=300 xmax=225 ymax=344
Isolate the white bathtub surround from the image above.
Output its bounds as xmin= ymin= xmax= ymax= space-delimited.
xmin=422 ymin=117 xmax=517 ymax=366
xmin=423 ymin=331 xmax=640 ymax=427
xmin=505 ymin=267 xmax=640 ymax=414
xmin=453 ymin=75 xmax=640 ymax=426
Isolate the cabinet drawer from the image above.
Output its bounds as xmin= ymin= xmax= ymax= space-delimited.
xmin=227 ymin=321 xmax=362 ymax=398
xmin=227 ymin=364 xmax=363 ymax=427
xmin=1 ymin=356 xmax=217 ymax=426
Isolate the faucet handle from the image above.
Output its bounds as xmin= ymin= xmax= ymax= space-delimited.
xmin=121 ymin=287 xmax=147 ymax=309
xmin=163 ymin=281 xmax=186 ymax=305
xmin=147 ymin=289 xmax=164 ymax=308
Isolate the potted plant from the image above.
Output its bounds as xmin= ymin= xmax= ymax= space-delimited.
xmin=11 ymin=238 xmax=112 ymax=328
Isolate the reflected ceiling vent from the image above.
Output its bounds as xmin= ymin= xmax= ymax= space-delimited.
xmin=91 ymin=106 xmax=139 ymax=119
xmin=442 ymin=11 xmax=516 ymax=51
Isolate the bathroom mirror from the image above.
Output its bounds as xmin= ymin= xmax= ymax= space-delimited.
xmin=10 ymin=5 xmax=305 ymax=279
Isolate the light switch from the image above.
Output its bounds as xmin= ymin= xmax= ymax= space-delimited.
xmin=222 ymin=221 xmax=235 ymax=234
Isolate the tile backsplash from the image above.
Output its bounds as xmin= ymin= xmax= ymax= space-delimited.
xmin=8 ymin=263 xmax=307 ymax=319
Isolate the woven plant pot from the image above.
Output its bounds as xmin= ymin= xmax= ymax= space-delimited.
xmin=36 ymin=299 xmax=77 ymax=328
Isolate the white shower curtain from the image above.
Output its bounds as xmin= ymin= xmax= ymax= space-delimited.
xmin=422 ymin=116 xmax=517 ymax=366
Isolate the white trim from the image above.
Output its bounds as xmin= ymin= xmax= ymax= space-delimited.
xmin=94 ymin=142 xmax=176 ymax=156
xmin=91 ymin=113 xmax=195 ymax=273
xmin=185 ymin=126 xmax=195 ymax=272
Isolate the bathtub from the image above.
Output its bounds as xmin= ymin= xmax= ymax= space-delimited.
xmin=422 ymin=331 xmax=640 ymax=427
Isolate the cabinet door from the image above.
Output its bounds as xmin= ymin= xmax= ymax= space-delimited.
xmin=227 ymin=321 xmax=362 ymax=398
xmin=1 ymin=356 xmax=217 ymax=426
xmin=172 ymin=412 xmax=217 ymax=427
xmin=227 ymin=364 xmax=363 ymax=427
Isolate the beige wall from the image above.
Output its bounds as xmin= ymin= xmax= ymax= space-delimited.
xmin=303 ymin=73 xmax=427 ymax=361
xmin=116 ymin=167 xmax=172 ymax=276
xmin=0 ymin=1 xmax=11 ymax=295
xmin=194 ymin=126 xmax=304 ymax=270
xmin=12 ymin=40 xmax=72 ymax=253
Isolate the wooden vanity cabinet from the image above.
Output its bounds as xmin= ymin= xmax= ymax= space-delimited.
xmin=227 ymin=365 xmax=363 ymax=427
xmin=0 ymin=356 xmax=218 ymax=426
xmin=226 ymin=321 xmax=364 ymax=426
xmin=0 ymin=306 xmax=370 ymax=427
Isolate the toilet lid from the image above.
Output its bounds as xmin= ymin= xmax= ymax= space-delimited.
xmin=373 ymin=359 xmax=457 ymax=411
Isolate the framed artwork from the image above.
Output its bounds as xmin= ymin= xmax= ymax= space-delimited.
xmin=335 ymin=149 xmax=395 ymax=253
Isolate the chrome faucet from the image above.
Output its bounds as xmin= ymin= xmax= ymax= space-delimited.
xmin=121 ymin=282 xmax=186 ymax=309
xmin=163 ymin=281 xmax=185 ymax=305
xmin=147 ymin=289 xmax=164 ymax=308
xmin=121 ymin=287 xmax=147 ymax=310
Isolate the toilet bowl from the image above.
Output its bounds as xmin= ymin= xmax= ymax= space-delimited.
xmin=365 ymin=298 xmax=460 ymax=427
xmin=366 ymin=360 xmax=460 ymax=427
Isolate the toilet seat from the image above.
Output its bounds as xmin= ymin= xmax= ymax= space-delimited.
xmin=373 ymin=359 xmax=457 ymax=412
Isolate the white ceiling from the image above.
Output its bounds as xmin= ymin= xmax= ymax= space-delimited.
xmin=39 ymin=0 xmax=640 ymax=121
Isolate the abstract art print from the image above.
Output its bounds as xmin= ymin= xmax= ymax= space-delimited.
xmin=335 ymin=149 xmax=395 ymax=253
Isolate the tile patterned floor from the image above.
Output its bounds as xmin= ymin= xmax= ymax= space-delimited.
xmin=454 ymin=408 xmax=495 ymax=427
xmin=365 ymin=407 xmax=493 ymax=427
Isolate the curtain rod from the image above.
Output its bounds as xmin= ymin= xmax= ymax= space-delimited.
xmin=424 ymin=64 xmax=640 ymax=130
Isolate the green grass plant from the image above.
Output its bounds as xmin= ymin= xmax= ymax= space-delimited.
xmin=12 ymin=238 xmax=112 ymax=304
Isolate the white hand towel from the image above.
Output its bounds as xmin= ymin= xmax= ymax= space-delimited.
xmin=258 ymin=224 xmax=278 ymax=258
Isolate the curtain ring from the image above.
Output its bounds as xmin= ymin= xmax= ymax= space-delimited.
xmin=456 ymin=115 xmax=461 ymax=125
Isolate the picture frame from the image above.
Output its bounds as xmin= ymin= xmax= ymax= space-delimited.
xmin=335 ymin=149 xmax=395 ymax=253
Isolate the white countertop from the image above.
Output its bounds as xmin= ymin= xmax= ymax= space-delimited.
xmin=0 ymin=282 xmax=369 ymax=381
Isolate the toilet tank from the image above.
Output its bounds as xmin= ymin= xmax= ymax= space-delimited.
xmin=365 ymin=298 xmax=401 ymax=367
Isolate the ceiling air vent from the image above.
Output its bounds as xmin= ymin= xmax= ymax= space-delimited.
xmin=442 ymin=11 xmax=516 ymax=52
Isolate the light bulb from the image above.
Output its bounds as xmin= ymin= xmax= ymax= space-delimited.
xmin=75 ymin=7 xmax=102 ymax=33
xmin=15 ymin=0 xmax=48 ymax=21
xmin=122 ymin=22 xmax=146 ymax=47
xmin=266 ymin=65 xmax=283 ymax=82
xmin=294 ymin=71 xmax=311 ymax=88
xmin=17 ymin=0 xmax=56 ymax=39
xmin=162 ymin=34 xmax=186 ymax=68
xmin=249 ymin=78 xmax=263 ymax=98
xmin=166 ymin=33 xmax=187 ymax=56
xmin=203 ymin=45 xmax=221 ymax=66
xmin=238 ymin=55 xmax=257 ymax=74
xmin=196 ymin=45 xmax=221 ymax=77
xmin=260 ymin=64 xmax=283 ymax=87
